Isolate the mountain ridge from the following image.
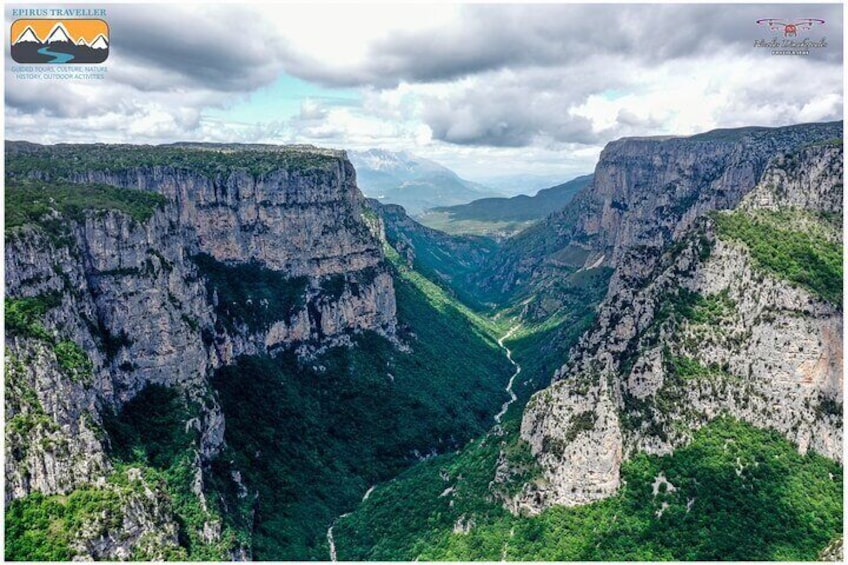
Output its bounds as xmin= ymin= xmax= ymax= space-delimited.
xmin=515 ymin=138 xmax=843 ymax=514
xmin=348 ymin=148 xmax=501 ymax=215
xmin=419 ymin=174 xmax=594 ymax=236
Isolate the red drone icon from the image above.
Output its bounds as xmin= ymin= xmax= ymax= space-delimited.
xmin=756 ymin=18 xmax=825 ymax=37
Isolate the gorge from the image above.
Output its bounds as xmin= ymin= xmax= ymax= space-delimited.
xmin=4 ymin=121 xmax=844 ymax=561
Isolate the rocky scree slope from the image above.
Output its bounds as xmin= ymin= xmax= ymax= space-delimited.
xmin=4 ymin=142 xmax=397 ymax=558
xmin=513 ymin=139 xmax=843 ymax=514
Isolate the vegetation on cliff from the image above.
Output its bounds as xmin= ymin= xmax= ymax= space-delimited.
xmin=334 ymin=418 xmax=843 ymax=561
xmin=5 ymin=142 xmax=340 ymax=181
xmin=5 ymin=179 xmax=167 ymax=233
xmin=714 ymin=210 xmax=842 ymax=305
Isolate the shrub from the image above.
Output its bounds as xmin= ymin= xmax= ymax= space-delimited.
xmin=715 ymin=211 xmax=842 ymax=305
xmin=5 ymin=179 xmax=167 ymax=233
xmin=54 ymin=341 xmax=93 ymax=383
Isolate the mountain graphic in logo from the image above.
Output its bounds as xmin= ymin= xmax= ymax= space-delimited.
xmin=11 ymin=19 xmax=109 ymax=64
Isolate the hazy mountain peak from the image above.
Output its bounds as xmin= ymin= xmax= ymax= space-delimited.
xmin=348 ymin=148 xmax=500 ymax=215
xmin=349 ymin=148 xmax=447 ymax=176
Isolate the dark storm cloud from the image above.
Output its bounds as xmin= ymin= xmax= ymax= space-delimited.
xmin=282 ymin=3 xmax=843 ymax=88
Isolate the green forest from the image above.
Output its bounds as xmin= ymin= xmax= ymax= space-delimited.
xmin=334 ymin=417 xmax=843 ymax=561
xmin=209 ymin=255 xmax=515 ymax=559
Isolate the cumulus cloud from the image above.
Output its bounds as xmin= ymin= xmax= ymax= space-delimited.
xmin=5 ymin=3 xmax=287 ymax=140
xmin=278 ymin=3 xmax=843 ymax=87
xmin=420 ymin=73 xmax=600 ymax=147
xmin=4 ymin=3 xmax=843 ymax=178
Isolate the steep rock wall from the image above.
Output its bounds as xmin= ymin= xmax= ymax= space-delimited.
xmin=4 ymin=143 xmax=399 ymax=557
xmin=513 ymin=139 xmax=843 ymax=514
xmin=486 ymin=122 xmax=842 ymax=299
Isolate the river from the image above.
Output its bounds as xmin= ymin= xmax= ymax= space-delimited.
xmin=494 ymin=324 xmax=522 ymax=424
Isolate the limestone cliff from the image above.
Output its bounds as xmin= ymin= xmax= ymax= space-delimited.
xmin=4 ymin=142 xmax=397 ymax=558
xmin=485 ymin=122 xmax=842 ymax=300
xmin=513 ymin=137 xmax=843 ymax=514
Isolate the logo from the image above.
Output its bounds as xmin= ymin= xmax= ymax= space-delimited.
xmin=11 ymin=19 xmax=109 ymax=64
xmin=754 ymin=18 xmax=827 ymax=56
xmin=756 ymin=18 xmax=825 ymax=37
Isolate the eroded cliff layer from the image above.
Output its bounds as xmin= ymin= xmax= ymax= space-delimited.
xmin=515 ymin=139 xmax=843 ymax=514
xmin=4 ymin=142 xmax=397 ymax=557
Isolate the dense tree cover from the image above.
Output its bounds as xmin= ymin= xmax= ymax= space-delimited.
xmin=5 ymin=142 xmax=338 ymax=180
xmin=5 ymin=179 xmax=167 ymax=233
xmin=192 ymin=253 xmax=309 ymax=333
xmin=210 ymin=258 xmax=514 ymax=559
xmin=103 ymin=385 xmax=193 ymax=470
xmin=715 ymin=210 xmax=842 ymax=305
xmin=5 ymin=488 xmax=124 ymax=561
xmin=335 ymin=417 xmax=842 ymax=561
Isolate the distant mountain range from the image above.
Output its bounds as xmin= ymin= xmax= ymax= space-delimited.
xmin=433 ymin=174 xmax=593 ymax=223
xmin=417 ymin=174 xmax=593 ymax=237
xmin=348 ymin=149 xmax=501 ymax=215
xmin=468 ymin=172 xmax=582 ymax=197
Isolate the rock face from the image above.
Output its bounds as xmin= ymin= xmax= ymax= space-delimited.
xmin=63 ymin=155 xmax=383 ymax=278
xmin=485 ymin=122 xmax=843 ymax=298
xmin=4 ymin=143 xmax=398 ymax=557
xmin=69 ymin=467 xmax=185 ymax=560
xmin=368 ymin=199 xmax=498 ymax=288
xmin=513 ymin=134 xmax=843 ymax=514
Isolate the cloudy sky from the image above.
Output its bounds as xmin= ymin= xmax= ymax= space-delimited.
xmin=5 ymin=2 xmax=844 ymax=181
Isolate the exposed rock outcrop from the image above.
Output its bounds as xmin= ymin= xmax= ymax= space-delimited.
xmin=486 ymin=122 xmax=842 ymax=298
xmin=513 ymin=136 xmax=843 ymax=514
xmin=4 ymin=143 xmax=399 ymax=557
